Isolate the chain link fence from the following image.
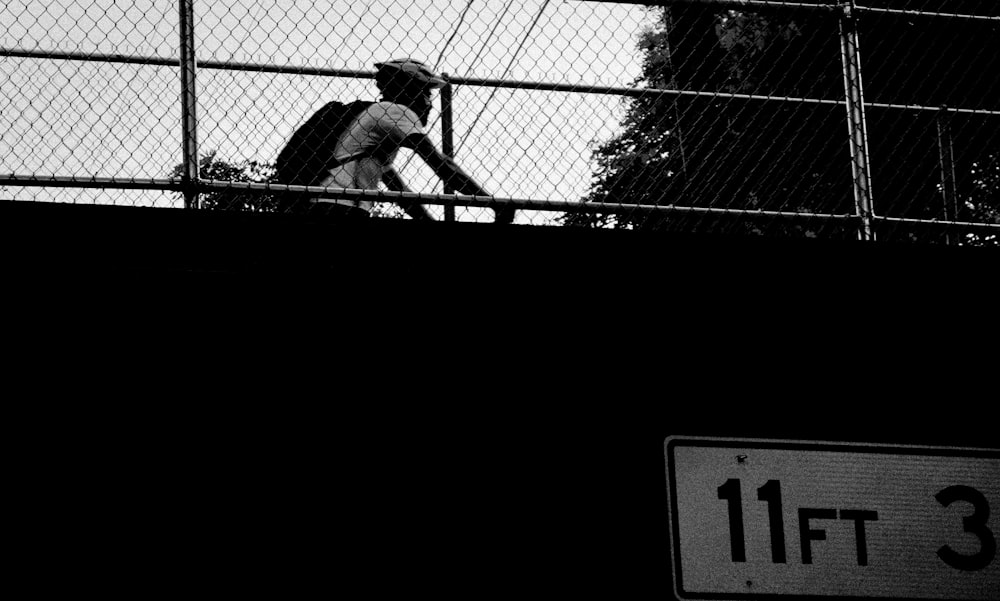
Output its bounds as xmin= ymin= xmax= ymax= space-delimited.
xmin=2 ymin=1 xmax=998 ymax=243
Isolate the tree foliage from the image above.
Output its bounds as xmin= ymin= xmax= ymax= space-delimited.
xmin=566 ymin=4 xmax=850 ymax=236
xmin=963 ymin=151 xmax=1000 ymax=245
xmin=570 ymin=1 xmax=999 ymax=243
xmin=859 ymin=0 xmax=999 ymax=243
xmin=169 ymin=151 xmax=279 ymax=212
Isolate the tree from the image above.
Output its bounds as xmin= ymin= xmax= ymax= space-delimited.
xmin=569 ymin=1 xmax=999 ymax=243
xmin=857 ymin=1 xmax=1000 ymax=242
xmin=169 ymin=151 xmax=279 ymax=212
xmin=566 ymin=3 xmax=850 ymax=237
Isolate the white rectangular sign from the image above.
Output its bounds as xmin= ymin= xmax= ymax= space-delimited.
xmin=664 ymin=437 xmax=999 ymax=601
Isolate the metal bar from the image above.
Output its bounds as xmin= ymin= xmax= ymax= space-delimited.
xmin=838 ymin=1 xmax=875 ymax=241
xmin=854 ymin=6 xmax=1000 ymax=22
xmin=0 ymin=175 xmax=186 ymax=191
xmin=442 ymin=77 xmax=847 ymax=104
xmin=584 ymin=0 xmax=999 ymax=21
xmin=0 ymin=49 xmax=843 ymax=104
xmin=314 ymin=195 xmax=859 ymax=221
xmin=440 ymin=77 xmax=456 ymax=222
xmin=7 ymin=47 xmax=1000 ymax=117
xmin=193 ymin=61 xmax=372 ymax=79
xmin=663 ymin=0 xmax=837 ymax=10
xmin=865 ymin=102 xmax=1000 ymax=117
xmin=7 ymin=175 xmax=1000 ymax=232
xmin=585 ymin=0 xmax=840 ymax=13
xmin=178 ymin=0 xmax=199 ymax=210
xmin=872 ymin=216 xmax=1000 ymax=232
xmin=0 ymin=48 xmax=181 ymax=67
xmin=936 ymin=108 xmax=959 ymax=244
xmin=0 ymin=175 xmax=854 ymax=221
xmin=192 ymin=181 xmax=858 ymax=222
xmin=0 ymin=48 xmax=375 ymax=78
xmin=0 ymin=48 xmax=839 ymax=103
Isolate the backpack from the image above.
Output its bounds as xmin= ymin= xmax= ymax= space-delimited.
xmin=273 ymin=99 xmax=374 ymax=187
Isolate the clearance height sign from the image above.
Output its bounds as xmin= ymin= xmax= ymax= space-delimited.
xmin=663 ymin=437 xmax=998 ymax=601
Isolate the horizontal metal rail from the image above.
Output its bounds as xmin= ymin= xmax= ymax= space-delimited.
xmin=0 ymin=48 xmax=374 ymax=78
xmin=1 ymin=174 xmax=186 ymax=191
xmin=0 ymin=47 xmax=839 ymax=103
xmin=873 ymin=215 xmax=1000 ymax=232
xmin=451 ymin=75 xmax=848 ymax=105
xmin=1 ymin=48 xmax=178 ymax=67
xmin=866 ymin=103 xmax=1000 ymax=116
xmin=595 ymin=0 xmax=1000 ymax=22
xmin=7 ymin=175 xmax=999 ymax=231
xmin=0 ymin=174 xmax=853 ymax=220
xmin=855 ymin=6 xmax=1000 ymax=22
xmin=592 ymin=0 xmax=840 ymax=13
xmin=5 ymin=47 xmax=999 ymax=117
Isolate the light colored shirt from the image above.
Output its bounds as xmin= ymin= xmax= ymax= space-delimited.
xmin=317 ymin=101 xmax=424 ymax=213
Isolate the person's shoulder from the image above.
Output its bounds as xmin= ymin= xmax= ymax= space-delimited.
xmin=370 ymin=101 xmax=421 ymax=123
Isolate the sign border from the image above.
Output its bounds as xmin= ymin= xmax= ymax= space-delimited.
xmin=663 ymin=436 xmax=999 ymax=601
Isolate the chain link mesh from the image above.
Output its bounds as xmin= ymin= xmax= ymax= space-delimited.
xmin=2 ymin=1 xmax=998 ymax=243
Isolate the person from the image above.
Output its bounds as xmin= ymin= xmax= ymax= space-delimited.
xmin=314 ymin=58 xmax=514 ymax=224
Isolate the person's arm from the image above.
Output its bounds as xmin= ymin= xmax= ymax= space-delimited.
xmin=400 ymin=133 xmax=515 ymax=224
xmin=381 ymin=167 xmax=433 ymax=221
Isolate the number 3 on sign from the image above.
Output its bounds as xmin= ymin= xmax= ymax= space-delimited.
xmin=718 ymin=479 xmax=996 ymax=570
xmin=936 ymin=485 xmax=997 ymax=571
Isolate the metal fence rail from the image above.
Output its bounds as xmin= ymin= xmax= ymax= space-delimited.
xmin=2 ymin=0 xmax=998 ymax=243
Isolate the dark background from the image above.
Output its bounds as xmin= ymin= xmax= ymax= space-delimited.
xmin=4 ymin=200 xmax=996 ymax=598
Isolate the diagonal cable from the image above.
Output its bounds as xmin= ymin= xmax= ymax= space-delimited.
xmin=456 ymin=0 xmax=552 ymax=155
xmin=435 ymin=0 xmax=476 ymax=71
xmin=464 ymin=0 xmax=516 ymax=79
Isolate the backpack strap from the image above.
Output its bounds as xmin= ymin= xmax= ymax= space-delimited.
xmin=320 ymin=100 xmax=378 ymax=173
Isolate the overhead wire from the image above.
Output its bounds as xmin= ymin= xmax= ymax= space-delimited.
xmin=397 ymin=0 xmax=550 ymax=216
xmin=394 ymin=0 xmax=475 ymax=177
xmin=399 ymin=0 xmax=509 ymax=176
xmin=455 ymin=0 xmax=552 ymax=154
xmin=463 ymin=0 xmax=517 ymax=79
xmin=435 ymin=0 xmax=476 ymax=71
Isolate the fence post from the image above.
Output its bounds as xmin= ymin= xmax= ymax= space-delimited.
xmin=178 ymin=0 xmax=200 ymax=209
xmin=838 ymin=1 xmax=875 ymax=241
xmin=936 ymin=107 xmax=958 ymax=244
xmin=440 ymin=74 xmax=456 ymax=222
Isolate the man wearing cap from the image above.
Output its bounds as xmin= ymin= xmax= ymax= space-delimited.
xmin=318 ymin=58 xmax=514 ymax=224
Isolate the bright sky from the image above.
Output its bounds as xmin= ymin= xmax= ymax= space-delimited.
xmin=1 ymin=0 xmax=657 ymax=224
